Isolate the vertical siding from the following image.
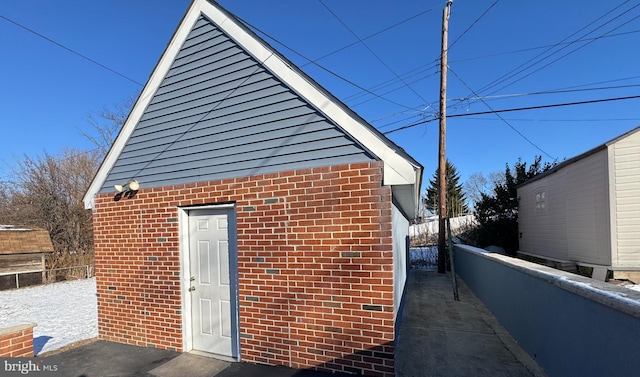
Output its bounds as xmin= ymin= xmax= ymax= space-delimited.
xmin=518 ymin=171 xmax=568 ymax=261
xmin=610 ymin=131 xmax=640 ymax=267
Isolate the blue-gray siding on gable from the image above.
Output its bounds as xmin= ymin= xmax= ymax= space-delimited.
xmin=99 ymin=15 xmax=375 ymax=193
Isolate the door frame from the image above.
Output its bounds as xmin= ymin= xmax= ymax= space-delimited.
xmin=179 ymin=203 xmax=240 ymax=360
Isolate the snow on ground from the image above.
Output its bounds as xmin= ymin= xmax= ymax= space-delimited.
xmin=409 ymin=214 xmax=476 ymax=239
xmin=410 ymin=246 xmax=438 ymax=270
xmin=0 ymin=265 xmax=636 ymax=356
xmin=409 ymin=246 xmax=640 ymax=295
xmin=625 ymin=284 xmax=640 ymax=292
xmin=0 ymin=278 xmax=97 ymax=355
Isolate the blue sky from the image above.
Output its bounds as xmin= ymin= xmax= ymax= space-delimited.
xmin=1 ymin=0 xmax=638 ymax=191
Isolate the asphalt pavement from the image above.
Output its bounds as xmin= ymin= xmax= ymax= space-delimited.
xmin=49 ymin=339 xmax=352 ymax=377
xmin=43 ymin=270 xmax=547 ymax=377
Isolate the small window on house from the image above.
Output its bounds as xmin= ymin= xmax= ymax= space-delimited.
xmin=535 ymin=190 xmax=546 ymax=213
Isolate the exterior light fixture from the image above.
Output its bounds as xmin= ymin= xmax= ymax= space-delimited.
xmin=114 ymin=180 xmax=140 ymax=193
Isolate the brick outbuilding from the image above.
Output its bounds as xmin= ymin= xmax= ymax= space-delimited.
xmin=83 ymin=1 xmax=422 ymax=376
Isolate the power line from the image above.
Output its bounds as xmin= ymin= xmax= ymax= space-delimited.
xmin=476 ymin=1 xmax=639 ymax=96
xmin=383 ymin=94 xmax=640 ymax=134
xmin=302 ymin=7 xmax=432 ymax=66
xmin=297 ymin=6 xmax=435 ymax=107
xmin=448 ymin=67 xmax=555 ymax=159
xmin=317 ymin=0 xmax=430 ymax=104
xmin=551 ymin=75 xmax=640 ymax=90
xmin=0 ymin=13 xmax=144 ymax=87
xmin=369 ymin=107 xmax=432 ymax=124
xmin=372 ymin=79 xmax=640 ymax=129
xmin=423 ymin=0 xmax=502 ymax=73
xmin=350 ymin=69 xmax=440 ymax=109
xmin=449 ymin=0 xmax=500 ymax=49
xmin=234 ymin=15 xmax=420 ymax=110
xmin=450 ymin=95 xmax=640 ymax=118
xmin=488 ymin=11 xmax=640 ymax=96
xmin=371 ymin=19 xmax=640 ymax=128
xmin=375 ymin=112 xmax=430 ymax=130
xmin=451 ymin=83 xmax=640 ymax=103
xmin=130 ymin=63 xmax=270 ymax=180
xmin=449 ymin=28 xmax=640 ymax=65
xmin=2 ymin=4 xmax=434 ymax=111
xmin=314 ymin=5 xmax=435 ymax=106
xmin=343 ymin=62 xmax=439 ymax=104
xmin=464 ymin=117 xmax=640 ymax=122
xmin=474 ymin=0 xmax=634 ymax=95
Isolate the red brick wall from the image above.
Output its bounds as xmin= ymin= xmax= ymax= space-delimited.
xmin=0 ymin=324 xmax=35 ymax=357
xmin=93 ymin=161 xmax=395 ymax=376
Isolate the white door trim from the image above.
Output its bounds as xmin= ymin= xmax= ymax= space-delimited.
xmin=179 ymin=204 xmax=240 ymax=360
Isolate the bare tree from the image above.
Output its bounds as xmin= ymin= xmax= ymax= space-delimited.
xmin=0 ymin=148 xmax=100 ymax=269
xmin=82 ymin=96 xmax=134 ymax=158
xmin=0 ymin=98 xmax=132 ymax=273
xmin=465 ymin=171 xmax=505 ymax=208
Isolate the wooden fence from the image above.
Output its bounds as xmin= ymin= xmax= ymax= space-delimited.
xmin=0 ymin=265 xmax=94 ymax=290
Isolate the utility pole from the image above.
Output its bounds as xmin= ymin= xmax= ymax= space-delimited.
xmin=438 ymin=0 xmax=452 ymax=274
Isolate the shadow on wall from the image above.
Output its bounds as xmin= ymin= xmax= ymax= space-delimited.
xmin=167 ymin=341 xmax=395 ymax=376
xmin=291 ymin=341 xmax=395 ymax=376
xmin=113 ymin=190 xmax=138 ymax=202
xmin=234 ymin=341 xmax=395 ymax=376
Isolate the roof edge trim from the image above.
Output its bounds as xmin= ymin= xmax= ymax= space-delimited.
xmin=517 ymin=125 xmax=640 ymax=188
xmin=83 ymin=0 xmax=423 ymax=213
xmin=83 ymin=2 xmax=206 ymax=209
xmin=198 ymin=0 xmax=420 ymax=186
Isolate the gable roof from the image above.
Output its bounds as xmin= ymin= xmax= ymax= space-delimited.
xmin=0 ymin=226 xmax=54 ymax=255
xmin=518 ymin=125 xmax=640 ymax=187
xmin=83 ymin=0 xmax=422 ymax=218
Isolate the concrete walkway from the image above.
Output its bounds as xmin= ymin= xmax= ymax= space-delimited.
xmin=395 ymin=269 xmax=547 ymax=377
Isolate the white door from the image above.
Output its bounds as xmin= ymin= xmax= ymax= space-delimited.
xmin=188 ymin=208 xmax=238 ymax=357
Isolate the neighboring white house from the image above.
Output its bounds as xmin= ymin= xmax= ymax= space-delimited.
xmin=517 ymin=126 xmax=640 ymax=280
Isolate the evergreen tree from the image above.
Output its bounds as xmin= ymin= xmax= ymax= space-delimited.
xmin=473 ymin=156 xmax=556 ymax=255
xmin=423 ymin=160 xmax=469 ymax=218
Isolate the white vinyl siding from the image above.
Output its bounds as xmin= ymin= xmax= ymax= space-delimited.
xmin=564 ymin=151 xmax=610 ymax=265
xmin=518 ymin=174 xmax=568 ymax=261
xmin=519 ymin=127 xmax=640 ymax=269
xmin=610 ymin=130 xmax=640 ymax=268
xmin=518 ymin=150 xmax=610 ymax=265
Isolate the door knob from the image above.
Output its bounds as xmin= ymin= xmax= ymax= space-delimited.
xmin=189 ymin=286 xmax=196 ymax=292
